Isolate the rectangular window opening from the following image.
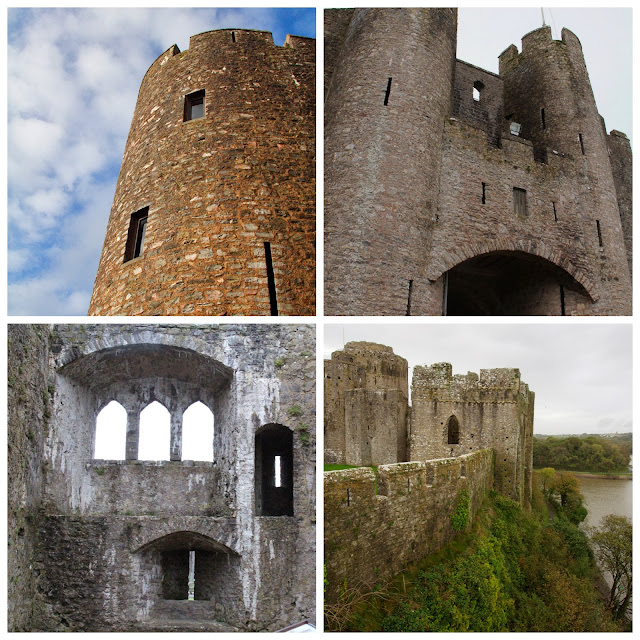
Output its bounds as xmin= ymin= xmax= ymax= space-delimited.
xmin=481 ymin=182 xmax=486 ymax=204
xmin=596 ymin=220 xmax=603 ymax=247
xmin=264 ymin=242 xmax=279 ymax=316
xmin=184 ymin=89 xmax=205 ymax=122
xmin=579 ymin=133 xmax=585 ymax=155
xmin=383 ymin=77 xmax=392 ymax=106
xmin=124 ymin=207 xmax=149 ymax=262
xmin=541 ymin=108 xmax=546 ymax=129
xmin=274 ymin=455 xmax=282 ymax=488
xmin=406 ymin=279 xmax=413 ymax=316
xmin=552 ymin=201 xmax=558 ymax=222
xmin=231 ymin=31 xmax=236 ymax=43
xmin=513 ymin=187 xmax=527 ymax=216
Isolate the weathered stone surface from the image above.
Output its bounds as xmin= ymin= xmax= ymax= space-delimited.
xmin=323 ymin=341 xmax=534 ymax=596
xmin=324 ymin=450 xmax=493 ymax=601
xmin=89 ymin=29 xmax=315 ymax=316
xmin=324 ymin=10 xmax=631 ymax=315
xmin=8 ymin=324 xmax=316 ymax=631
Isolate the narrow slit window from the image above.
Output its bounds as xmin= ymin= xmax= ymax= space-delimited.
xmin=231 ymin=31 xmax=236 ymax=43
xmin=184 ymin=89 xmax=205 ymax=121
xmin=406 ymin=280 xmax=413 ymax=316
xmin=124 ymin=207 xmax=148 ymax=262
xmin=560 ymin=285 xmax=566 ymax=316
xmin=274 ymin=455 xmax=282 ymax=488
xmin=383 ymin=77 xmax=392 ymax=106
xmin=264 ymin=242 xmax=278 ymax=316
xmin=188 ymin=551 xmax=195 ymax=601
xmin=552 ymin=201 xmax=558 ymax=221
xmin=513 ymin=187 xmax=527 ymax=216
xmin=579 ymin=133 xmax=585 ymax=155
xmin=541 ymin=108 xmax=546 ymax=129
xmin=482 ymin=182 xmax=486 ymax=204
xmin=596 ymin=220 xmax=603 ymax=247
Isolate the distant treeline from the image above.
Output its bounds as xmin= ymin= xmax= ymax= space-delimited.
xmin=533 ymin=435 xmax=631 ymax=473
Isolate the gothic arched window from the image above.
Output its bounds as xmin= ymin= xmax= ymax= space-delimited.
xmin=447 ymin=415 xmax=460 ymax=445
xmin=182 ymin=401 xmax=214 ymax=462
xmin=94 ymin=400 xmax=127 ymax=459
xmin=138 ymin=401 xmax=171 ymax=461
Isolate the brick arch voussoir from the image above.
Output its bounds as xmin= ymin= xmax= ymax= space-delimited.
xmin=427 ymin=239 xmax=599 ymax=302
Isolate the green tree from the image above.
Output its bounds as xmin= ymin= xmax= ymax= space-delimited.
xmin=551 ymin=471 xmax=580 ymax=507
xmin=590 ymin=515 xmax=632 ymax=620
xmin=538 ymin=467 xmax=556 ymax=498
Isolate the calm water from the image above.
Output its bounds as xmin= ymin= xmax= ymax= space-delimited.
xmin=578 ymin=475 xmax=633 ymax=528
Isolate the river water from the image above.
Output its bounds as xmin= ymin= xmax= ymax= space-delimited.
xmin=578 ymin=476 xmax=633 ymax=528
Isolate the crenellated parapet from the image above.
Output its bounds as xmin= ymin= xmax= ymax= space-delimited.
xmin=324 ymin=449 xmax=493 ymax=601
xmin=90 ymin=29 xmax=315 ymax=317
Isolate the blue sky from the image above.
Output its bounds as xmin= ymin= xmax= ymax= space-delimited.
xmin=7 ymin=8 xmax=315 ymax=316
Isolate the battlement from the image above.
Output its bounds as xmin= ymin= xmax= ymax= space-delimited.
xmin=412 ymin=363 xmax=523 ymax=397
xmin=324 ymin=449 xmax=493 ymax=600
xmin=324 ymin=8 xmax=631 ymax=316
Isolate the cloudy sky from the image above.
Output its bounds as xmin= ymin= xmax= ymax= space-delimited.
xmin=324 ymin=322 xmax=632 ymax=437
xmin=7 ymin=8 xmax=315 ymax=316
xmin=7 ymin=7 xmax=631 ymax=316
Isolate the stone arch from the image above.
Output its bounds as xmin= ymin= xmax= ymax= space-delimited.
xmin=447 ymin=415 xmax=460 ymax=445
xmin=427 ymin=239 xmax=598 ymax=303
xmin=132 ymin=530 xmax=241 ymax=617
xmin=255 ymin=423 xmax=294 ymax=516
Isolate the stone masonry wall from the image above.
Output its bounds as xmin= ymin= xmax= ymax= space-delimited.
xmin=89 ymin=30 xmax=315 ymax=316
xmin=324 ymin=449 xmax=493 ymax=601
xmin=410 ymin=363 xmax=534 ymax=507
xmin=8 ymin=324 xmax=315 ymax=631
xmin=324 ymin=10 xmax=631 ymax=316
xmin=7 ymin=325 xmax=53 ymax=631
xmin=324 ymin=342 xmax=408 ymax=465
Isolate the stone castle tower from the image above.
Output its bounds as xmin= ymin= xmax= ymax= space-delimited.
xmin=325 ymin=9 xmax=632 ymax=316
xmin=324 ymin=342 xmax=534 ymax=508
xmin=89 ymin=29 xmax=315 ymax=316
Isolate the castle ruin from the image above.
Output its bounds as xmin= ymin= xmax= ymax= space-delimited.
xmin=8 ymin=324 xmax=315 ymax=631
xmin=89 ymin=29 xmax=315 ymax=316
xmin=324 ymin=9 xmax=632 ymax=315
xmin=324 ymin=342 xmax=534 ymax=597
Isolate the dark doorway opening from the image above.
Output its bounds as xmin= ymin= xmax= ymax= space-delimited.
xmin=443 ymin=250 xmax=590 ymax=315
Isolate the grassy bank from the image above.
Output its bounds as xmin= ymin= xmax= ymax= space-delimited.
xmin=325 ymin=487 xmax=623 ymax=632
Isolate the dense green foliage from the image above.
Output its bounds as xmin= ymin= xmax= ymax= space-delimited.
xmin=591 ymin=515 xmax=632 ymax=620
xmin=451 ymin=488 xmax=470 ymax=531
xmin=533 ymin=435 xmax=631 ymax=473
xmin=329 ymin=484 xmax=621 ymax=632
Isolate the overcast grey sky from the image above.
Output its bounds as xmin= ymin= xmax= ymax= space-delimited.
xmin=457 ymin=7 xmax=632 ymax=141
xmin=324 ymin=323 xmax=632 ymax=437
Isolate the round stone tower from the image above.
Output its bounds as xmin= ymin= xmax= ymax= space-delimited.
xmin=324 ymin=8 xmax=458 ymax=316
xmin=89 ymin=29 xmax=315 ymax=316
xmin=499 ymin=26 xmax=631 ymax=314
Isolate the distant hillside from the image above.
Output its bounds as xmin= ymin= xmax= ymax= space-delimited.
xmin=533 ymin=434 xmax=631 ymax=473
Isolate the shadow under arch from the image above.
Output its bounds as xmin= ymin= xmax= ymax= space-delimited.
xmin=134 ymin=530 xmax=241 ymax=605
xmin=435 ymin=250 xmax=595 ymax=316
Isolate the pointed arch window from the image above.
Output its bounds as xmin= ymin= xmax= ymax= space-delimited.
xmin=94 ymin=400 xmax=127 ymax=459
xmin=138 ymin=401 xmax=171 ymax=461
xmin=447 ymin=415 xmax=460 ymax=445
xmin=182 ymin=401 xmax=214 ymax=462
